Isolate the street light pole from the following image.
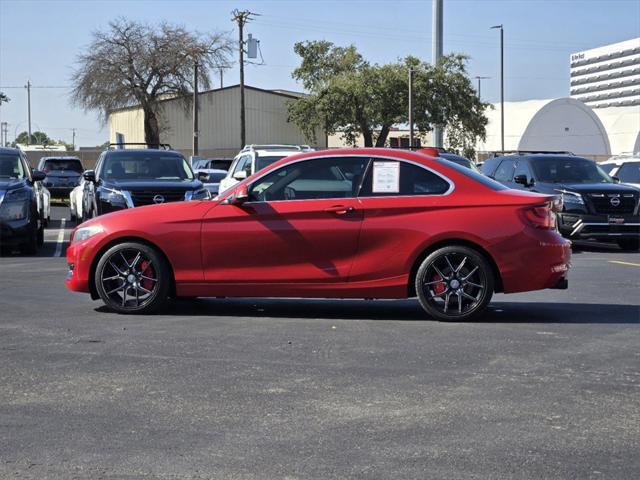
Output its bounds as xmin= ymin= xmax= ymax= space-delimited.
xmin=408 ymin=68 xmax=414 ymax=148
xmin=25 ymin=80 xmax=32 ymax=145
xmin=193 ymin=60 xmax=199 ymax=157
xmin=474 ymin=76 xmax=491 ymax=100
xmin=491 ymin=25 xmax=504 ymax=153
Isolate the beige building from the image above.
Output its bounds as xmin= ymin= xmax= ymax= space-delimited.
xmin=108 ymin=85 xmax=327 ymax=158
xmin=328 ymin=127 xmax=433 ymax=148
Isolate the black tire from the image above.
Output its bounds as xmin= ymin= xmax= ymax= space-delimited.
xmin=95 ymin=242 xmax=171 ymax=314
xmin=22 ymin=226 xmax=38 ymax=255
xmin=415 ymin=245 xmax=494 ymax=321
xmin=617 ymin=238 xmax=640 ymax=251
xmin=37 ymin=225 xmax=44 ymax=247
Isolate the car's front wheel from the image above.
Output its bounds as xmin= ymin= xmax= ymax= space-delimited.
xmin=415 ymin=245 xmax=494 ymax=321
xmin=95 ymin=242 xmax=171 ymax=314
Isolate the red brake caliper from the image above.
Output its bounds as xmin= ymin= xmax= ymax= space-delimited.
xmin=432 ymin=273 xmax=446 ymax=295
xmin=140 ymin=260 xmax=155 ymax=291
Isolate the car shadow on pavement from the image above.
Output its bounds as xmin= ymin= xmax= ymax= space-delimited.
xmin=95 ymin=298 xmax=640 ymax=324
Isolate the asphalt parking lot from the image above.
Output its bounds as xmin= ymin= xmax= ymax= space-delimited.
xmin=1 ymin=205 xmax=639 ymax=479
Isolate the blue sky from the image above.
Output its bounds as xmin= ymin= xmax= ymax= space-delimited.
xmin=0 ymin=0 xmax=638 ymax=146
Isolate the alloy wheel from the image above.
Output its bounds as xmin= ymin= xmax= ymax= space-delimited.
xmin=99 ymin=247 xmax=159 ymax=309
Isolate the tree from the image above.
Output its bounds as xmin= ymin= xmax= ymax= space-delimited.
xmin=15 ymin=131 xmax=53 ymax=145
xmin=0 ymin=92 xmax=9 ymax=104
xmin=288 ymin=41 xmax=488 ymax=153
xmin=71 ymin=18 xmax=233 ymax=146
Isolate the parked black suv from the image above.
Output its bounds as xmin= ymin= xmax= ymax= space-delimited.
xmin=481 ymin=152 xmax=640 ymax=250
xmin=81 ymin=146 xmax=209 ymax=220
xmin=38 ymin=156 xmax=84 ymax=198
xmin=0 ymin=147 xmax=47 ymax=253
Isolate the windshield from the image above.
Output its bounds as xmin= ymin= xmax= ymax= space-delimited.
xmin=256 ymin=155 xmax=286 ymax=172
xmin=0 ymin=154 xmax=25 ymax=179
xmin=531 ymin=157 xmax=613 ymax=184
xmin=599 ymin=163 xmax=617 ymax=175
xmin=616 ymin=162 xmax=640 ymax=183
xmin=207 ymin=159 xmax=232 ymax=171
xmin=433 ymin=158 xmax=508 ymax=191
xmin=44 ymin=159 xmax=83 ymax=172
xmin=440 ymin=155 xmax=480 ymax=172
xmin=102 ymin=153 xmax=194 ymax=181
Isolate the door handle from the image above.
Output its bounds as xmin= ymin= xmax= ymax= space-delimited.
xmin=324 ymin=205 xmax=355 ymax=215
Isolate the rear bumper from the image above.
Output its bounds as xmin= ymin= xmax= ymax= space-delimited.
xmin=47 ymin=186 xmax=75 ymax=197
xmin=496 ymin=228 xmax=571 ymax=294
xmin=558 ymin=213 xmax=640 ymax=240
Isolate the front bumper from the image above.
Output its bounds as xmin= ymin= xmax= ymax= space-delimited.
xmin=0 ymin=217 xmax=35 ymax=247
xmin=558 ymin=213 xmax=640 ymax=240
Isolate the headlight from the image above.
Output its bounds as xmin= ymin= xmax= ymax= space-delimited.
xmin=0 ymin=188 xmax=30 ymax=220
xmin=98 ymin=187 xmax=128 ymax=206
xmin=188 ymin=188 xmax=211 ymax=201
xmin=71 ymin=225 xmax=104 ymax=244
xmin=0 ymin=202 xmax=29 ymax=220
xmin=555 ymin=189 xmax=584 ymax=206
xmin=3 ymin=188 xmax=30 ymax=202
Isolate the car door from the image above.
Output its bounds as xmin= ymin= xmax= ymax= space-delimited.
xmin=492 ymin=158 xmax=516 ymax=187
xmin=348 ymin=158 xmax=454 ymax=284
xmin=201 ymin=156 xmax=369 ymax=284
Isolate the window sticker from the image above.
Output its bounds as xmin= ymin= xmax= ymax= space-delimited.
xmin=372 ymin=161 xmax=400 ymax=193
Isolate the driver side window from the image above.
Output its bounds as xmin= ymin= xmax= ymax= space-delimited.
xmin=249 ymin=157 xmax=369 ymax=202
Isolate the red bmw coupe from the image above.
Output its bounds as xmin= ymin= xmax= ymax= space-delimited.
xmin=66 ymin=148 xmax=571 ymax=321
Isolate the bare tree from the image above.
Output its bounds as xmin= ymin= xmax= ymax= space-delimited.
xmin=71 ymin=18 xmax=233 ymax=145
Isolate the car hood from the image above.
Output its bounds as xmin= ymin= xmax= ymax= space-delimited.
xmin=103 ymin=179 xmax=203 ymax=190
xmin=557 ymin=183 xmax=640 ymax=195
xmin=0 ymin=178 xmax=28 ymax=191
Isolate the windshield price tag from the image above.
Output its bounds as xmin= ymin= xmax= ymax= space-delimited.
xmin=372 ymin=161 xmax=400 ymax=193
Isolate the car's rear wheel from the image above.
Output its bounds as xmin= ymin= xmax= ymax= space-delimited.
xmin=415 ymin=245 xmax=494 ymax=321
xmin=617 ymin=238 xmax=640 ymax=251
xmin=95 ymin=242 xmax=171 ymax=314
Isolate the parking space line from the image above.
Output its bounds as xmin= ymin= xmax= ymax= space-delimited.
xmin=609 ymin=260 xmax=640 ymax=267
xmin=54 ymin=218 xmax=66 ymax=257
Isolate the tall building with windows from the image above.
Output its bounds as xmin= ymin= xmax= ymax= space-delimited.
xmin=570 ymin=38 xmax=640 ymax=109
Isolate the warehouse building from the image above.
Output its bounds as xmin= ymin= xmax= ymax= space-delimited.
xmin=108 ymin=85 xmax=327 ymax=158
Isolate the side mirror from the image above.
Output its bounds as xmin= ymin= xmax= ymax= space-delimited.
xmin=229 ymin=184 xmax=249 ymax=205
xmin=514 ymin=174 xmax=530 ymax=186
xmin=233 ymin=170 xmax=248 ymax=181
xmin=31 ymin=169 xmax=46 ymax=182
xmin=612 ymin=176 xmax=620 ymax=184
xmin=197 ymin=171 xmax=209 ymax=182
xmin=83 ymin=170 xmax=96 ymax=182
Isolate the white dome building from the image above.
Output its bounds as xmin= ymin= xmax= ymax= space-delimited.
xmin=593 ymin=105 xmax=640 ymax=155
xmin=477 ymin=97 xmax=612 ymax=157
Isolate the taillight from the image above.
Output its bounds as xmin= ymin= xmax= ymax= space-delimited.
xmin=521 ymin=202 xmax=557 ymax=229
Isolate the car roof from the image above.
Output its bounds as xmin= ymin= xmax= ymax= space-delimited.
xmin=493 ymin=154 xmax=592 ymax=162
xmin=105 ymin=149 xmax=183 ymax=156
xmin=40 ymin=156 xmax=82 ymax=161
xmin=0 ymin=147 xmax=21 ymax=154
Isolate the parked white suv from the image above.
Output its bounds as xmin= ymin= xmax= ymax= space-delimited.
xmin=600 ymin=154 xmax=640 ymax=189
xmin=218 ymin=145 xmax=314 ymax=193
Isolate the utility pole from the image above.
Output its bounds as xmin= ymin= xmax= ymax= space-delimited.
xmin=232 ymin=9 xmax=257 ymax=148
xmin=71 ymin=128 xmax=76 ymax=151
xmin=0 ymin=122 xmax=7 ymax=147
xmin=193 ymin=60 xmax=199 ymax=157
xmin=491 ymin=25 xmax=504 ymax=153
xmin=25 ymin=80 xmax=32 ymax=145
xmin=432 ymin=0 xmax=443 ymax=148
xmin=408 ymin=68 xmax=414 ymax=148
xmin=474 ymin=76 xmax=491 ymax=100
xmin=219 ymin=67 xmax=224 ymax=88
